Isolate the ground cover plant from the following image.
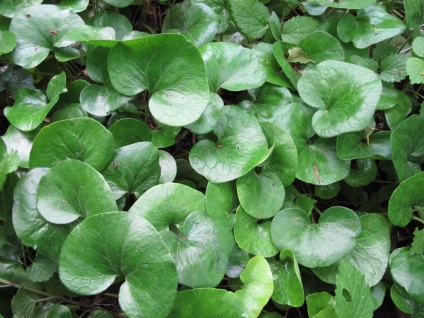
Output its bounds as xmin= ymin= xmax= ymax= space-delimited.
xmin=0 ymin=0 xmax=424 ymax=317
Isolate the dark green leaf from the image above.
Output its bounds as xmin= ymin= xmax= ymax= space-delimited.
xmin=271 ymin=207 xmax=361 ymax=268
xmin=189 ymin=106 xmax=268 ymax=183
xmin=404 ymin=0 xmax=424 ymax=37
xmin=30 ymin=118 xmax=115 ymax=171
xmin=108 ymin=34 xmax=209 ymax=126
xmin=11 ymin=290 xmax=55 ymax=318
xmin=109 ymin=119 xmax=151 ymax=148
xmin=344 ymin=159 xmax=378 ymax=187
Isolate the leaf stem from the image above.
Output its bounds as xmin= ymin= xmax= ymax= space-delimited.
xmin=412 ymin=216 xmax=424 ymax=225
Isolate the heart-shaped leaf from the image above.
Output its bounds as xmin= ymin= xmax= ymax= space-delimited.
xmin=391 ymin=115 xmax=424 ymax=181
xmin=390 ymin=248 xmax=424 ymax=304
xmin=129 ymin=183 xmax=205 ymax=231
xmin=9 ymin=5 xmax=85 ymax=68
xmin=271 ymin=207 xmax=361 ymax=268
xmin=200 ymin=42 xmax=266 ymax=92
xmin=337 ymin=4 xmax=406 ymax=49
xmin=80 ymin=84 xmax=131 ymax=116
xmin=101 ymin=142 xmax=160 ymax=199
xmin=37 ymin=160 xmax=117 ymax=224
xmin=235 ymin=256 xmax=274 ymax=318
xmin=29 ymin=118 xmax=115 ymax=171
xmin=189 ymin=106 xmax=268 ymax=183
xmin=260 ymin=122 xmax=298 ymax=186
xmin=12 ymin=168 xmax=74 ymax=258
xmin=298 ymin=60 xmax=382 ymax=138
xmin=165 ymin=210 xmax=234 ymax=287
xmin=269 ymin=250 xmax=304 ymax=307
xmin=388 ymin=171 xmax=424 ymax=227
xmin=108 ymin=34 xmax=209 ymax=126
xmin=4 ymin=72 xmax=67 ymax=131
xmin=59 ymin=212 xmax=178 ymax=318
xmin=236 ymin=170 xmax=284 ymax=219
xmin=109 ymin=119 xmax=152 ymax=148
xmin=234 ymin=206 xmax=279 ymax=257
xmin=297 ymin=137 xmax=350 ymax=186
xmin=169 ymin=288 xmax=246 ymax=317
xmin=162 ymin=2 xmax=219 ymax=47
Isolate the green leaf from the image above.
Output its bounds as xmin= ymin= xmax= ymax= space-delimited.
xmin=391 ymin=115 xmax=424 ymax=181
xmin=377 ymin=85 xmax=401 ymax=110
xmin=26 ymin=254 xmax=57 ymax=283
xmin=151 ymin=123 xmax=181 ymax=148
xmin=407 ymin=57 xmax=424 ymax=84
xmin=234 ymin=206 xmax=279 ymax=257
xmin=29 ymin=118 xmax=115 ymax=171
xmin=129 ymin=183 xmax=205 ymax=231
xmin=87 ymin=10 xmax=132 ymax=40
xmin=189 ymin=106 xmax=268 ymax=183
xmin=51 ymin=103 xmax=87 ymax=122
xmin=314 ymin=0 xmax=376 ymax=9
xmin=385 ymin=91 xmax=412 ymax=130
xmin=103 ymin=0 xmax=134 ymax=8
xmin=12 ymin=168 xmax=74 ymax=258
xmin=271 ymin=207 xmax=361 ymax=268
xmin=165 ymin=210 xmax=234 ymax=287
xmin=235 ymin=256 xmax=274 ymax=318
xmin=297 ymin=31 xmax=344 ymax=64
xmin=229 ymin=0 xmax=270 ymax=39
xmin=86 ymin=47 xmax=109 ymax=83
xmin=306 ymin=292 xmax=336 ymax=318
xmin=226 ymin=245 xmax=249 ymax=278
xmin=413 ymin=37 xmax=424 ymax=58
xmin=380 ymin=54 xmax=408 ymax=83
xmin=46 ymin=304 xmax=72 ymax=318
xmin=11 ymin=290 xmax=55 ymax=318
xmin=170 ymin=288 xmax=246 ymax=317
xmin=315 ymin=183 xmax=341 ymax=200
xmin=391 ymin=282 xmax=415 ymax=315
xmin=343 ymin=214 xmax=390 ymax=286
xmin=337 ymin=4 xmax=406 ymax=49
xmin=0 ymin=151 xmax=19 ymax=191
xmin=273 ymin=42 xmax=302 ymax=89
xmin=334 ymin=260 xmax=375 ymax=318
xmin=158 ymin=151 xmax=177 ymax=184
xmin=390 ymin=248 xmax=424 ymax=304
xmin=102 ymin=142 xmax=160 ymax=199
xmin=0 ymin=31 xmax=16 ymax=55
xmin=287 ymin=47 xmax=311 ymax=64
xmin=185 ymin=93 xmax=224 ymax=134
xmin=200 ymin=42 xmax=266 ymax=92
xmin=56 ymin=25 xmax=117 ymax=47
xmin=108 ymin=34 xmax=209 ymax=127
xmin=344 ymin=159 xmax=378 ymax=187
xmin=404 ymin=0 xmax=424 ymax=37
xmin=298 ymin=61 xmax=382 ymax=138
xmin=36 ymin=160 xmax=117 ymax=224
xmin=270 ymin=249 xmax=304 ymax=307
xmin=260 ymin=121 xmax=298 ymax=186
xmin=0 ymin=64 xmax=34 ymax=98
xmin=9 ymin=5 xmax=85 ymax=68
xmin=0 ymin=0 xmax=42 ymax=18
xmin=162 ymin=2 xmax=219 ymax=47
xmin=59 ymin=212 xmax=178 ymax=318
xmin=237 ymin=170 xmax=284 ymax=219
xmin=57 ymin=0 xmax=89 ymax=12
xmin=297 ymin=137 xmax=350 ymax=186
xmin=206 ymin=181 xmax=236 ymax=218
xmin=411 ymin=228 xmax=424 ymax=255
xmin=388 ymin=171 xmax=424 ymax=226
xmin=337 ymin=131 xmax=391 ymax=160
xmin=109 ymin=119 xmax=151 ymax=148
xmin=5 ymin=72 xmax=67 ymax=131
xmin=281 ymin=16 xmax=320 ymax=44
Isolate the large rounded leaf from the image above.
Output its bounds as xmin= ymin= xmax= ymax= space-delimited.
xmin=388 ymin=172 xmax=424 ymax=227
xmin=297 ymin=137 xmax=350 ymax=186
xmin=298 ymin=61 xmax=382 ymax=138
xmin=165 ymin=210 xmax=234 ymax=287
xmin=12 ymin=168 xmax=74 ymax=258
xmin=37 ymin=160 xmax=117 ymax=224
xmin=108 ymin=119 xmax=152 ymax=149
xmin=234 ymin=206 xmax=279 ymax=257
xmin=59 ymin=212 xmax=178 ymax=318
xmin=189 ymin=106 xmax=268 ymax=183
xmin=337 ymin=4 xmax=406 ymax=49
xmin=236 ymin=170 xmax=284 ymax=219
xmin=200 ymin=42 xmax=266 ymax=92
xmin=169 ymin=288 xmax=246 ymax=317
xmin=101 ymin=142 xmax=160 ymax=199
xmin=9 ymin=5 xmax=85 ymax=68
xmin=390 ymin=248 xmax=424 ymax=304
xmin=108 ymin=34 xmax=209 ymax=126
xmin=271 ymin=207 xmax=361 ymax=268
xmin=297 ymin=31 xmax=344 ymax=64
xmin=162 ymin=2 xmax=219 ymax=47
xmin=235 ymin=256 xmax=274 ymax=318
xmin=129 ymin=183 xmax=205 ymax=232
xmin=29 ymin=118 xmax=115 ymax=171
xmin=391 ymin=115 xmax=424 ymax=182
